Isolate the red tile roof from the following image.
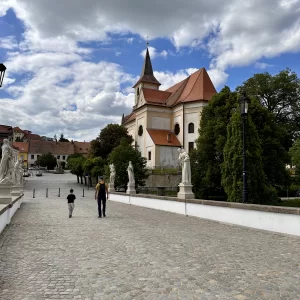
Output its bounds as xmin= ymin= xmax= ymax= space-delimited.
xmin=29 ymin=140 xmax=75 ymax=155
xmin=142 ymin=88 xmax=171 ymax=105
xmin=123 ymin=112 xmax=136 ymax=125
xmin=13 ymin=127 xmax=24 ymax=133
xmin=26 ymin=133 xmax=41 ymax=140
xmin=13 ymin=142 xmax=29 ymax=152
xmin=0 ymin=125 xmax=13 ymax=134
xmin=74 ymin=142 xmax=90 ymax=155
xmin=147 ymin=129 xmax=181 ymax=147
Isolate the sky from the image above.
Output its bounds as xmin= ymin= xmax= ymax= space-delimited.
xmin=0 ymin=0 xmax=300 ymax=142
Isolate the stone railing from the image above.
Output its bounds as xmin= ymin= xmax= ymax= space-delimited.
xmin=109 ymin=192 xmax=300 ymax=237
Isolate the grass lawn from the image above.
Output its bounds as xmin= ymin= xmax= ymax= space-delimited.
xmin=277 ymin=198 xmax=300 ymax=207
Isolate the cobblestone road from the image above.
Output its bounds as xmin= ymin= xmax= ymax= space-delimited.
xmin=1 ymin=173 xmax=300 ymax=299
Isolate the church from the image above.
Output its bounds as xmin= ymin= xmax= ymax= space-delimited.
xmin=122 ymin=48 xmax=217 ymax=169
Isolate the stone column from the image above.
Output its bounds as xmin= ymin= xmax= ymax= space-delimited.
xmin=126 ymin=184 xmax=136 ymax=194
xmin=177 ymin=183 xmax=194 ymax=199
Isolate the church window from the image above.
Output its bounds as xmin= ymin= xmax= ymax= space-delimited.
xmin=138 ymin=125 xmax=143 ymax=136
xmin=189 ymin=142 xmax=194 ymax=152
xmin=188 ymin=123 xmax=194 ymax=133
xmin=137 ymin=88 xmax=140 ymax=96
xmin=174 ymin=123 xmax=180 ymax=136
xmin=148 ymin=151 xmax=151 ymax=160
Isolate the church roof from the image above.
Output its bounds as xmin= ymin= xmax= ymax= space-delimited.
xmin=147 ymin=129 xmax=181 ymax=147
xmin=122 ymin=112 xmax=136 ymax=125
xmin=133 ymin=48 xmax=161 ymax=88
xmin=142 ymin=88 xmax=171 ymax=105
xmin=165 ymin=68 xmax=217 ymax=106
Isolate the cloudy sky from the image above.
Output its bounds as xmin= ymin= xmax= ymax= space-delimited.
xmin=0 ymin=0 xmax=300 ymax=141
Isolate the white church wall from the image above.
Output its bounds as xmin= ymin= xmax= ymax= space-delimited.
xmin=146 ymin=131 xmax=154 ymax=168
xmin=136 ymin=116 xmax=146 ymax=157
xmin=151 ymin=117 xmax=170 ymax=130
xmin=172 ymin=112 xmax=183 ymax=146
xmin=184 ymin=111 xmax=198 ymax=151
xmin=159 ymin=146 xmax=180 ymax=168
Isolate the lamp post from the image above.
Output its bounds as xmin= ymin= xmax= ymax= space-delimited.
xmin=240 ymin=91 xmax=249 ymax=203
xmin=0 ymin=63 xmax=7 ymax=87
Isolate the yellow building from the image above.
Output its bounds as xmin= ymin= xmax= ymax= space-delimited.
xmin=13 ymin=142 xmax=29 ymax=168
xmin=122 ymin=47 xmax=217 ymax=169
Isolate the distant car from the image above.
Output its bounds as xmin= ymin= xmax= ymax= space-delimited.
xmin=36 ymin=171 xmax=43 ymax=177
xmin=23 ymin=171 xmax=29 ymax=177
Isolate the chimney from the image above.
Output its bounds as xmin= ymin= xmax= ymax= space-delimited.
xmin=167 ymin=133 xmax=171 ymax=143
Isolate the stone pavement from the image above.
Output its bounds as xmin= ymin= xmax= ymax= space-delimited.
xmin=1 ymin=173 xmax=300 ymax=299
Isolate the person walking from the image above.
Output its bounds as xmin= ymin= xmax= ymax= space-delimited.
xmin=67 ymin=188 xmax=76 ymax=218
xmin=95 ymin=176 xmax=108 ymax=218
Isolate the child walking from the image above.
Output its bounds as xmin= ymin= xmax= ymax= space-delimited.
xmin=67 ymin=189 xmax=76 ymax=218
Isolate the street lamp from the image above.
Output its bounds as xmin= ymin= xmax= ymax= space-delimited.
xmin=0 ymin=63 xmax=7 ymax=87
xmin=240 ymin=91 xmax=249 ymax=203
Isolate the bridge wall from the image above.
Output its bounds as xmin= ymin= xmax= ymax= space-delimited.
xmin=0 ymin=195 xmax=24 ymax=235
xmin=109 ymin=193 xmax=300 ymax=237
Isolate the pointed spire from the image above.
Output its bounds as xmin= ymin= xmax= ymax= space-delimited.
xmin=121 ymin=113 xmax=125 ymax=124
xmin=133 ymin=47 xmax=161 ymax=88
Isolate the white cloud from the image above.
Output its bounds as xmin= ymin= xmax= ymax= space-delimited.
xmin=1 ymin=0 xmax=300 ymax=139
xmin=255 ymin=62 xmax=273 ymax=69
xmin=140 ymin=47 xmax=168 ymax=59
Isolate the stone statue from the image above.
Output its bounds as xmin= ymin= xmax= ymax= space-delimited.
xmin=0 ymin=139 xmax=14 ymax=184
xmin=178 ymin=148 xmax=191 ymax=184
xmin=127 ymin=161 xmax=135 ymax=185
xmin=13 ymin=158 xmax=23 ymax=185
xmin=109 ymin=164 xmax=116 ymax=186
xmin=57 ymin=159 xmax=62 ymax=171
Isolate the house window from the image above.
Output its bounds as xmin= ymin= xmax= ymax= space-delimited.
xmin=57 ymin=155 xmax=60 ymax=159
xmin=148 ymin=151 xmax=151 ymax=161
xmin=188 ymin=142 xmax=194 ymax=152
xmin=31 ymin=154 xmax=34 ymax=159
xmin=138 ymin=125 xmax=143 ymax=136
xmin=63 ymin=156 xmax=66 ymax=160
xmin=37 ymin=155 xmax=40 ymax=159
xmin=174 ymin=124 xmax=180 ymax=135
xmin=188 ymin=123 xmax=194 ymax=133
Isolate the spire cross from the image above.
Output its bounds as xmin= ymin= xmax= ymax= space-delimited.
xmin=146 ymin=36 xmax=149 ymax=47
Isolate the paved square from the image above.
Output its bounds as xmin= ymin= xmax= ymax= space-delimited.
xmin=1 ymin=173 xmax=300 ymax=299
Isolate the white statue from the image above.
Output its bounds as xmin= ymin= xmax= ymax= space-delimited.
xmin=109 ymin=164 xmax=116 ymax=186
xmin=13 ymin=158 xmax=23 ymax=185
xmin=127 ymin=161 xmax=135 ymax=185
xmin=0 ymin=139 xmax=14 ymax=184
xmin=178 ymin=148 xmax=191 ymax=184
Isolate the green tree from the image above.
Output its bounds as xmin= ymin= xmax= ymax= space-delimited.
xmin=36 ymin=152 xmax=57 ymax=170
xmin=221 ymin=112 xmax=277 ymax=204
xmin=89 ymin=124 xmax=133 ymax=159
xmin=67 ymin=154 xmax=86 ymax=184
xmin=108 ymin=139 xmax=148 ymax=190
xmin=290 ymin=139 xmax=300 ymax=167
xmin=237 ymin=69 xmax=300 ymax=142
xmin=191 ymin=87 xmax=238 ymax=199
xmin=83 ymin=157 xmax=105 ymax=185
xmin=59 ymin=133 xmax=69 ymax=142
xmin=192 ymin=87 xmax=290 ymax=199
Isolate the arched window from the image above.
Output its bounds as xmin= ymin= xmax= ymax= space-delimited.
xmin=174 ymin=123 xmax=180 ymax=135
xmin=138 ymin=125 xmax=143 ymax=136
xmin=188 ymin=123 xmax=194 ymax=133
xmin=137 ymin=88 xmax=140 ymax=96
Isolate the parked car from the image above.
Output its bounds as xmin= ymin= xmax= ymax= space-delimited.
xmin=23 ymin=171 xmax=29 ymax=177
xmin=36 ymin=171 xmax=43 ymax=177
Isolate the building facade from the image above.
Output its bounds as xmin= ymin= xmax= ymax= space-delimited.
xmin=13 ymin=142 xmax=29 ymax=168
xmin=122 ymin=48 xmax=217 ymax=169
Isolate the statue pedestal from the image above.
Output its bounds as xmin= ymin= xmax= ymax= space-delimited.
xmin=11 ymin=184 xmax=22 ymax=197
xmin=108 ymin=183 xmax=115 ymax=193
xmin=177 ymin=183 xmax=194 ymax=199
xmin=0 ymin=184 xmax=13 ymax=204
xmin=126 ymin=184 xmax=136 ymax=194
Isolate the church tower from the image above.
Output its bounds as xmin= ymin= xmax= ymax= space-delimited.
xmin=133 ymin=47 xmax=161 ymax=107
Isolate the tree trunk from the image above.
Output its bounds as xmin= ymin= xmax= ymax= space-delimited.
xmin=77 ymin=175 xmax=79 ymax=183
xmin=80 ymin=176 xmax=83 ymax=184
xmin=84 ymin=176 xmax=87 ymax=186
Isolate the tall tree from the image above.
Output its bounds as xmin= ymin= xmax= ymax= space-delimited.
xmin=36 ymin=152 xmax=57 ymax=170
xmin=221 ymin=112 xmax=277 ymax=204
xmin=59 ymin=133 xmax=69 ymax=142
xmin=237 ymin=69 xmax=300 ymax=142
xmin=89 ymin=124 xmax=133 ymax=159
xmin=108 ymin=139 xmax=148 ymax=190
